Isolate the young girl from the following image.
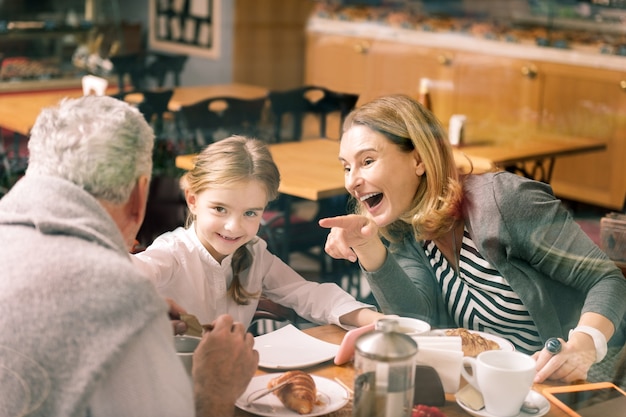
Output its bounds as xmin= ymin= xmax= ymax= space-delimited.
xmin=132 ymin=135 xmax=382 ymax=330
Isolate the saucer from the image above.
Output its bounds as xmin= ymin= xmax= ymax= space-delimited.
xmin=456 ymin=390 xmax=550 ymax=417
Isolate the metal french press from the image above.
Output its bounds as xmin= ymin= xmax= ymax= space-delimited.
xmin=353 ymin=319 xmax=418 ymax=417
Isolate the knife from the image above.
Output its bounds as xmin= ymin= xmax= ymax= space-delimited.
xmin=246 ymin=378 xmax=293 ymax=405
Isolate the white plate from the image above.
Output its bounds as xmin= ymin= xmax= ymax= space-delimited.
xmin=236 ymin=374 xmax=350 ymax=416
xmin=456 ymin=389 xmax=550 ymax=417
xmin=254 ymin=325 xmax=340 ymax=369
xmin=430 ymin=329 xmax=515 ymax=352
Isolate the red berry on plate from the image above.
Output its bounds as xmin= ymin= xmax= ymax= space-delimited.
xmin=412 ymin=404 xmax=446 ymax=417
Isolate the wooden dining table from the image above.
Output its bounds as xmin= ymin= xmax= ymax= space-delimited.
xmin=176 ymin=135 xmax=602 ymax=262
xmin=123 ymin=83 xmax=269 ymax=112
xmin=175 ymin=138 xmax=494 ymax=201
xmin=235 ymin=324 xmax=571 ymax=417
xmin=176 ymin=134 xmax=604 ymax=198
xmin=458 ymin=134 xmax=606 ymax=183
xmin=175 ymin=138 xmax=493 ymax=262
xmin=0 ymin=83 xmax=269 ymax=137
xmin=177 ymin=139 xmax=343 ymax=200
xmin=0 ymin=86 xmax=118 ymax=137
xmin=176 ymin=139 xmax=352 ymax=262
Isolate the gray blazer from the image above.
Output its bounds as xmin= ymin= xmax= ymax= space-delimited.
xmin=364 ymin=172 xmax=626 ymax=346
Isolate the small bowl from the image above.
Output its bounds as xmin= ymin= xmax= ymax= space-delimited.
xmin=174 ymin=335 xmax=202 ymax=375
xmin=382 ymin=317 xmax=431 ymax=337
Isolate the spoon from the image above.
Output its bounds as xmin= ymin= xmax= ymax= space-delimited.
xmin=520 ymin=400 xmax=540 ymax=414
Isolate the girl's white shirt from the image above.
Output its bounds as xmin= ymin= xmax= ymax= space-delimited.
xmin=132 ymin=225 xmax=374 ymax=329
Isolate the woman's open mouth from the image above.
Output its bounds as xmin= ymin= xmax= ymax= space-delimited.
xmin=360 ymin=192 xmax=383 ymax=209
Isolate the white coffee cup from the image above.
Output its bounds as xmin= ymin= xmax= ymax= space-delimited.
xmin=389 ymin=317 xmax=431 ymax=337
xmin=174 ymin=335 xmax=202 ymax=375
xmin=460 ymin=350 xmax=536 ymax=417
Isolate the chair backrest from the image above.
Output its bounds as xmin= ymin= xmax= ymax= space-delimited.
xmin=178 ymin=96 xmax=268 ymax=146
xmin=110 ymin=53 xmax=146 ymax=92
xmin=138 ymin=89 xmax=175 ymax=136
xmin=250 ymin=297 xmax=299 ymax=336
xmin=146 ymin=53 xmax=188 ymax=87
xmin=268 ymin=85 xmax=359 ymax=142
xmin=82 ymin=75 xmax=109 ymax=96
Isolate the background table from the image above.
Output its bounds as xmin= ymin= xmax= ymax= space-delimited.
xmin=177 ymin=139 xmax=347 ymax=262
xmin=125 ymin=83 xmax=269 ymax=112
xmin=0 ymin=87 xmax=117 ymax=136
xmin=175 ymin=138 xmax=495 ymax=201
xmin=175 ymin=136 xmax=602 ymax=262
xmin=175 ymin=138 xmax=493 ymax=262
xmin=0 ymin=83 xmax=269 ymax=137
xmin=459 ymin=134 xmax=606 ymax=183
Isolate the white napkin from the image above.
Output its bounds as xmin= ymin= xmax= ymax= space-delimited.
xmin=413 ymin=335 xmax=463 ymax=394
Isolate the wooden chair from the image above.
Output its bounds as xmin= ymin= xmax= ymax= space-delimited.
xmin=249 ymin=297 xmax=301 ymax=336
xmin=259 ymin=190 xmax=352 ymax=277
xmin=109 ymin=53 xmax=147 ymax=92
xmin=0 ymin=128 xmax=27 ymax=196
xmin=135 ymin=176 xmax=187 ymax=247
xmin=111 ymin=89 xmax=175 ymax=138
xmin=178 ymin=96 xmax=268 ymax=148
xmin=145 ymin=53 xmax=188 ymax=88
xmin=261 ymin=86 xmax=358 ymax=266
xmin=138 ymin=89 xmax=175 ymax=138
xmin=268 ymin=85 xmax=359 ymax=142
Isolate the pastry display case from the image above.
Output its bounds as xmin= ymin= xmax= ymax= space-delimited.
xmin=312 ymin=0 xmax=626 ymax=56
xmin=0 ymin=0 xmax=123 ymax=91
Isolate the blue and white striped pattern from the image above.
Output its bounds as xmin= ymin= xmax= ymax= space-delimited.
xmin=423 ymin=228 xmax=542 ymax=354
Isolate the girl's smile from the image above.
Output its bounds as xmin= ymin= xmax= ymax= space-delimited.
xmin=186 ymin=180 xmax=268 ymax=262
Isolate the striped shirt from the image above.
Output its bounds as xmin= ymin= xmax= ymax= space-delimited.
xmin=423 ymin=227 xmax=542 ymax=354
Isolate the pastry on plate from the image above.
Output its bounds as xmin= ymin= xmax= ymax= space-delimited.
xmin=445 ymin=328 xmax=500 ymax=357
xmin=268 ymin=370 xmax=317 ymax=414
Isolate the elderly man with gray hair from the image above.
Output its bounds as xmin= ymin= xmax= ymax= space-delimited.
xmin=0 ymin=95 xmax=258 ymax=417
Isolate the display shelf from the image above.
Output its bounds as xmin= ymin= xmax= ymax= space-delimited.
xmin=0 ymin=0 xmax=122 ymax=92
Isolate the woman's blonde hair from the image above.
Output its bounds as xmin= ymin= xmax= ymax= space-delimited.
xmin=343 ymin=94 xmax=463 ymax=242
xmin=181 ymin=135 xmax=280 ymax=304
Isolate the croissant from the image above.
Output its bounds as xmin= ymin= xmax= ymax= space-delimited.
xmin=268 ymin=370 xmax=317 ymax=414
xmin=445 ymin=328 xmax=500 ymax=357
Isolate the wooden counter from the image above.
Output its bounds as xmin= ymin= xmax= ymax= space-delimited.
xmin=305 ymin=24 xmax=626 ymax=210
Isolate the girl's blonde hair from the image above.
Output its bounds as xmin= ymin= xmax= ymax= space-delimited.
xmin=343 ymin=94 xmax=463 ymax=242
xmin=181 ymin=135 xmax=280 ymax=304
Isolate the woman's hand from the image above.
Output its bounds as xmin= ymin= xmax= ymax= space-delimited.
xmin=319 ymin=214 xmax=373 ymax=262
xmin=534 ymin=314 xmax=613 ymax=383
xmin=319 ymin=214 xmax=386 ymax=271
xmin=532 ymin=334 xmax=596 ymax=383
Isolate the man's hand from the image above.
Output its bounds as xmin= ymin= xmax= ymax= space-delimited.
xmin=165 ymin=298 xmax=188 ymax=335
xmin=193 ymin=314 xmax=259 ymax=417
